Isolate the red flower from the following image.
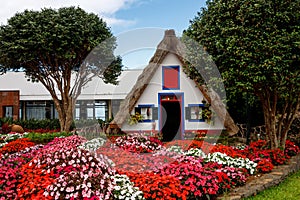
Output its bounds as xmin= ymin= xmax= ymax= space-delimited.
xmin=0 ymin=138 xmax=35 ymax=154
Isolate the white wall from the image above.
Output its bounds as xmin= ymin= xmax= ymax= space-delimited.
xmin=121 ymin=53 xmax=224 ymax=133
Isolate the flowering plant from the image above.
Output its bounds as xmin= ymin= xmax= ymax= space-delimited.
xmin=0 ymin=132 xmax=28 ymax=144
xmin=215 ymin=166 xmax=247 ymax=190
xmin=128 ymin=112 xmax=144 ymax=125
xmin=211 ymin=144 xmax=246 ymax=158
xmin=157 ymin=157 xmax=221 ymax=198
xmin=115 ymin=133 xmax=163 ymax=153
xmin=79 ymin=137 xmax=108 ymax=152
xmin=183 ymin=148 xmax=206 ymax=158
xmin=111 ymin=174 xmax=145 ymax=199
xmin=166 ymin=145 xmax=184 ymax=154
xmin=0 ymin=144 xmax=43 ymax=199
xmin=0 ymin=137 xmax=35 ymax=155
xmin=203 ymin=152 xmax=257 ymax=175
xmin=17 ymin=163 xmax=55 ymax=199
xmin=38 ymin=148 xmax=115 ymax=200
xmin=125 ymin=171 xmax=189 ymax=199
xmin=255 ymin=158 xmax=274 ymax=173
xmin=285 ymin=140 xmax=300 ymax=157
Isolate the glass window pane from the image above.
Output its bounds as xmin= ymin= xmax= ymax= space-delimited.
xmin=87 ymin=108 xmax=93 ymax=119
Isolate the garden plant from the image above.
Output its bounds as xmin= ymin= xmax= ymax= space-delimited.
xmin=0 ymin=130 xmax=299 ymax=199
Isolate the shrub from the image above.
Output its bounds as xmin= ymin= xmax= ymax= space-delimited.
xmin=21 ymin=136 xmax=114 ymax=200
xmin=13 ymin=118 xmax=61 ymax=131
xmin=115 ymin=133 xmax=163 ymax=153
xmin=0 ymin=138 xmax=35 ymax=155
xmin=79 ymin=137 xmax=108 ymax=152
xmin=111 ymin=174 xmax=145 ymax=199
xmin=255 ymin=159 xmax=274 ymax=173
xmin=284 ymin=140 xmax=300 ymax=157
xmin=24 ymin=132 xmax=72 ymax=144
xmin=0 ymin=145 xmax=43 ymax=199
xmin=157 ymin=156 xmax=222 ymax=198
xmin=17 ymin=163 xmax=55 ymax=199
xmin=124 ymin=171 xmax=189 ymax=200
xmin=203 ymin=152 xmax=257 ymax=175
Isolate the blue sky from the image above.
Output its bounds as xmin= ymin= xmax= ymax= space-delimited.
xmin=0 ymin=0 xmax=207 ymax=68
xmin=111 ymin=0 xmax=206 ymax=34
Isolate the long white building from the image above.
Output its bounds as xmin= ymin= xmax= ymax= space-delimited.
xmin=0 ymin=69 xmax=142 ymax=121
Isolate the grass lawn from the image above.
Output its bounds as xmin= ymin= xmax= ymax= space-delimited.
xmin=243 ymin=169 xmax=300 ymax=200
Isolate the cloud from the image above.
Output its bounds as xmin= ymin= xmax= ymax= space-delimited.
xmin=0 ymin=0 xmax=137 ymax=27
xmin=102 ymin=16 xmax=137 ymax=27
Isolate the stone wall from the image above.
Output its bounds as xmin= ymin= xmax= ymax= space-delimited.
xmin=217 ymin=153 xmax=300 ymax=199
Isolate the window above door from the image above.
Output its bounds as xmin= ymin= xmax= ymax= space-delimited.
xmin=162 ymin=66 xmax=180 ymax=90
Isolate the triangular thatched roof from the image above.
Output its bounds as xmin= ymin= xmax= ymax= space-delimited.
xmin=111 ymin=29 xmax=238 ymax=135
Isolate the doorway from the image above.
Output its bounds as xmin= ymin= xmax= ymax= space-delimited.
xmin=159 ymin=93 xmax=183 ymax=142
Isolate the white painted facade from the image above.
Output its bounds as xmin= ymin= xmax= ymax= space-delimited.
xmin=121 ymin=53 xmax=224 ymax=135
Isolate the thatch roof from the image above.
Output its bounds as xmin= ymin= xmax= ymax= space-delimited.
xmin=111 ymin=29 xmax=239 ymax=135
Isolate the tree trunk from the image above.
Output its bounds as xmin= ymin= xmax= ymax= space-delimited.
xmin=278 ymin=97 xmax=300 ymax=149
xmin=262 ymin=102 xmax=278 ymax=149
xmin=53 ymin=96 xmax=74 ymax=132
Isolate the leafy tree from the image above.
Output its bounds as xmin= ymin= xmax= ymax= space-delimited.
xmin=0 ymin=7 xmax=122 ymax=132
xmin=184 ymin=0 xmax=300 ymax=149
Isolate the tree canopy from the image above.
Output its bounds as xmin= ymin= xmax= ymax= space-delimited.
xmin=184 ymin=0 xmax=300 ymax=148
xmin=0 ymin=7 xmax=122 ymax=131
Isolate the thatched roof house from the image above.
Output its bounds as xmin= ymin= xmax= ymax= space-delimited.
xmin=110 ymin=29 xmax=238 ymax=140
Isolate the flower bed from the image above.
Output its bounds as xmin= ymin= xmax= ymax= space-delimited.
xmin=0 ymin=133 xmax=299 ymax=199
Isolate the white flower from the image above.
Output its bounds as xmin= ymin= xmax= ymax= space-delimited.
xmin=114 ymin=186 xmax=121 ymax=190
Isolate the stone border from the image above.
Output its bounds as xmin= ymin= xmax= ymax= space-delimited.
xmin=217 ymin=153 xmax=300 ymax=200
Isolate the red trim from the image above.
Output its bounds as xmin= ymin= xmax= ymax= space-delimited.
xmin=159 ymin=94 xmax=183 ymax=139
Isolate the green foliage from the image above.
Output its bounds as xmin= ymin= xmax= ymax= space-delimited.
xmin=0 ymin=117 xmax=13 ymax=126
xmin=185 ymin=0 xmax=300 ymax=97
xmin=24 ymin=132 xmax=72 ymax=144
xmin=0 ymin=6 xmax=122 ymax=82
xmin=12 ymin=118 xmax=61 ymax=130
xmin=185 ymin=0 xmax=300 ymax=148
xmin=0 ymin=6 xmax=122 ymax=131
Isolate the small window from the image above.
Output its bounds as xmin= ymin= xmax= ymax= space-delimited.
xmin=134 ymin=104 xmax=155 ymax=122
xmin=3 ymin=106 xmax=13 ymax=118
xmin=187 ymin=104 xmax=205 ymax=122
xmin=162 ymin=66 xmax=180 ymax=90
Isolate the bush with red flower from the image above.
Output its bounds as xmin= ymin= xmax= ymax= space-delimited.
xmin=0 ymin=137 xmax=35 ymax=155
xmin=1 ymin=132 xmax=300 ymax=200
xmin=17 ymin=163 xmax=55 ymax=199
xmin=255 ymin=158 xmax=274 ymax=173
xmin=124 ymin=171 xmax=189 ymax=200
xmin=285 ymin=140 xmax=300 ymax=157
xmin=156 ymin=155 xmax=223 ymax=199
xmin=211 ymin=144 xmax=246 ymax=158
xmin=0 ymin=144 xmax=43 ymax=199
xmin=22 ymin=135 xmax=115 ymax=200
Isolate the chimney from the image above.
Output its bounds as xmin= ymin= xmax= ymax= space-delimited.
xmin=164 ymin=29 xmax=176 ymax=37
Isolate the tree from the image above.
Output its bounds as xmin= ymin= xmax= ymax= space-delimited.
xmin=0 ymin=7 xmax=122 ymax=132
xmin=184 ymin=0 xmax=300 ymax=149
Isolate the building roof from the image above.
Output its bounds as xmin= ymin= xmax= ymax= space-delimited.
xmin=112 ymin=29 xmax=186 ymax=126
xmin=0 ymin=69 xmax=142 ymax=100
xmin=111 ymin=29 xmax=239 ymax=135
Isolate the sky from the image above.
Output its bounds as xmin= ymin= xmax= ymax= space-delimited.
xmin=0 ymin=0 xmax=207 ymax=68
